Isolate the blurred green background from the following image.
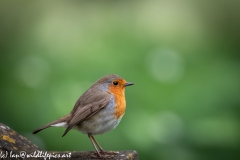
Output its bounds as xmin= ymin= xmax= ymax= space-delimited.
xmin=1 ymin=1 xmax=240 ymax=160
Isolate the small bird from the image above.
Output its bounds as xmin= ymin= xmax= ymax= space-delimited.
xmin=33 ymin=74 xmax=133 ymax=157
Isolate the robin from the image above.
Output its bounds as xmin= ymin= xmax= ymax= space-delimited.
xmin=33 ymin=74 xmax=133 ymax=157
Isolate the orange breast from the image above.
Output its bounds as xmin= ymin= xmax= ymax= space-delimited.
xmin=109 ymin=83 xmax=126 ymax=119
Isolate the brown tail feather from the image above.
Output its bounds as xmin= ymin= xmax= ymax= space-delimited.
xmin=32 ymin=124 xmax=52 ymax=134
xmin=32 ymin=114 xmax=71 ymax=134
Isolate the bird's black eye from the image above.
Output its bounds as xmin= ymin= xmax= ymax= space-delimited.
xmin=113 ymin=81 xmax=118 ymax=86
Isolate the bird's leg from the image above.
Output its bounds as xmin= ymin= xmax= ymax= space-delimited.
xmin=91 ymin=135 xmax=119 ymax=155
xmin=91 ymin=135 xmax=105 ymax=153
xmin=88 ymin=133 xmax=119 ymax=157
xmin=88 ymin=133 xmax=101 ymax=157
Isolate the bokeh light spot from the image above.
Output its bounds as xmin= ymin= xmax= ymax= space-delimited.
xmin=16 ymin=56 xmax=51 ymax=89
xmin=122 ymin=109 xmax=153 ymax=150
xmin=146 ymin=49 xmax=185 ymax=83
xmin=148 ymin=111 xmax=184 ymax=145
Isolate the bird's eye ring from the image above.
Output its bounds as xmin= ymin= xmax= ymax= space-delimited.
xmin=113 ymin=81 xmax=118 ymax=86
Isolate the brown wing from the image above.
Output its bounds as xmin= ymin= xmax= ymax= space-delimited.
xmin=62 ymin=91 xmax=111 ymax=137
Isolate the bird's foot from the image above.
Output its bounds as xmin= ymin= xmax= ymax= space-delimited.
xmin=89 ymin=151 xmax=102 ymax=158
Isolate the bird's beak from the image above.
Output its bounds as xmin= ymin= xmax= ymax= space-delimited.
xmin=124 ymin=82 xmax=134 ymax=87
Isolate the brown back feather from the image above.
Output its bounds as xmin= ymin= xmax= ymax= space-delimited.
xmin=62 ymin=92 xmax=111 ymax=137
